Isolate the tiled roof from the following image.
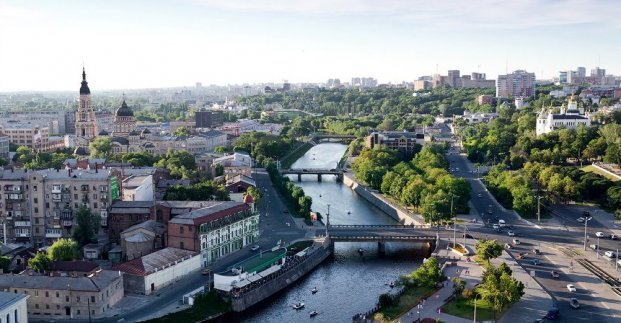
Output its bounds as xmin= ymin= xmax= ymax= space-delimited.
xmin=112 ymin=247 xmax=197 ymax=276
xmin=0 ymin=270 xmax=121 ymax=292
xmin=50 ymin=260 xmax=99 ymax=273
xmin=168 ymin=201 xmax=248 ymax=226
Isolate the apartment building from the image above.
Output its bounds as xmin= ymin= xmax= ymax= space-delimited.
xmin=496 ymin=70 xmax=536 ymax=98
xmin=0 ymin=122 xmax=50 ymax=151
xmin=167 ymin=201 xmax=259 ymax=267
xmin=0 ymin=135 xmax=9 ymax=160
xmin=0 ymin=168 xmax=112 ymax=247
xmin=0 ymin=270 xmax=123 ymax=320
xmin=365 ymin=131 xmax=426 ymax=154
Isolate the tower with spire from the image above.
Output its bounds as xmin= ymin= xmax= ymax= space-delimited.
xmin=75 ymin=67 xmax=98 ymax=154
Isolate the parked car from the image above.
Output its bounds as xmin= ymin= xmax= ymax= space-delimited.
xmin=551 ymin=271 xmax=560 ymax=278
xmin=504 ymin=243 xmax=512 ymax=249
xmin=508 ymin=230 xmax=515 ymax=236
xmin=604 ymin=250 xmax=616 ymax=258
xmin=533 ymin=248 xmax=541 ymax=255
xmin=570 ymin=298 xmax=580 ymax=309
xmin=493 ymin=224 xmax=500 ymax=229
xmin=488 ymin=210 xmax=493 ymax=214
xmin=567 ymin=284 xmax=576 ymax=292
xmin=595 ymin=232 xmax=605 ymax=238
xmin=477 ymin=193 xmax=483 ymax=198
xmin=498 ymin=219 xmax=506 ymax=225
xmin=611 ymin=234 xmax=618 ymax=240
xmin=251 ymin=245 xmax=260 ymax=251
xmin=513 ymin=239 xmax=521 ymax=245
xmin=577 ymin=217 xmax=585 ymax=223
xmin=545 ymin=307 xmax=560 ymax=319
xmin=532 ymin=259 xmax=540 ymax=265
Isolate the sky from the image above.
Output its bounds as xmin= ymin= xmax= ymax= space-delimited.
xmin=1 ymin=0 xmax=620 ymax=92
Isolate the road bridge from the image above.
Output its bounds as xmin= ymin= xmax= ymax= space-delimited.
xmin=309 ymin=133 xmax=357 ymax=142
xmin=327 ymin=224 xmax=438 ymax=254
xmin=280 ymin=168 xmax=344 ymax=182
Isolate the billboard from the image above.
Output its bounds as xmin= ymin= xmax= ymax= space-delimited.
xmin=110 ymin=176 xmax=119 ymax=200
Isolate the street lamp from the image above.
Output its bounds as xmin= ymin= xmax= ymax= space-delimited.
xmin=583 ymin=216 xmax=591 ymax=251
xmin=473 ymin=294 xmax=479 ymax=323
xmin=597 ymin=236 xmax=600 ymax=259
xmin=536 ymin=196 xmax=545 ymax=223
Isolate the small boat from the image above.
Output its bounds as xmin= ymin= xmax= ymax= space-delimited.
xmin=358 ymin=248 xmax=364 ymax=255
xmin=293 ymin=302 xmax=305 ymax=310
xmin=389 ymin=282 xmax=395 ymax=288
xmin=310 ymin=311 xmax=318 ymax=317
xmin=347 ymin=211 xmax=351 ymax=214
xmin=311 ymin=287 xmax=318 ymax=294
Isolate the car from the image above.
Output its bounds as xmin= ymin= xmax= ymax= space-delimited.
xmin=577 ymin=217 xmax=585 ymax=223
xmin=532 ymin=259 xmax=540 ymax=265
xmin=512 ymin=239 xmax=521 ymax=245
xmin=570 ymin=298 xmax=580 ymax=309
xmin=488 ymin=204 xmax=492 ymax=208
xmin=251 ymin=245 xmax=260 ymax=251
xmin=595 ymin=232 xmax=605 ymax=238
xmin=283 ymin=210 xmax=289 ymax=214
xmin=611 ymin=234 xmax=618 ymax=240
xmin=498 ymin=219 xmax=506 ymax=225
xmin=488 ymin=210 xmax=493 ymax=214
xmin=508 ymin=231 xmax=515 ymax=236
xmin=302 ymin=169 xmax=308 ymax=172
xmin=201 ymin=268 xmax=211 ymax=276
xmin=545 ymin=308 xmax=560 ymax=319
xmin=493 ymin=224 xmax=500 ymax=229
xmin=551 ymin=271 xmax=560 ymax=278
xmin=517 ymin=252 xmax=527 ymax=260
xmin=504 ymin=243 xmax=512 ymax=249
xmin=486 ymin=219 xmax=492 ymax=224
xmin=533 ymin=248 xmax=541 ymax=255
xmin=567 ymin=284 xmax=576 ymax=292
xmin=477 ymin=193 xmax=483 ymax=198
xmin=604 ymin=250 xmax=616 ymax=258
xmin=462 ymin=233 xmax=474 ymax=239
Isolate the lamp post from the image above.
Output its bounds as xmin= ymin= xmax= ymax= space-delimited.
xmin=325 ymin=204 xmax=330 ymax=237
xmin=597 ymin=236 xmax=600 ymax=259
xmin=473 ymin=294 xmax=478 ymax=323
xmin=583 ymin=217 xmax=589 ymax=251
xmin=536 ymin=196 xmax=544 ymax=223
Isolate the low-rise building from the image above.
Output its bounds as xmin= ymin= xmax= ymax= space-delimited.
xmin=121 ymin=175 xmax=154 ymax=201
xmin=0 ymin=122 xmax=50 ymax=151
xmin=113 ymin=247 xmax=200 ymax=295
xmin=167 ymin=201 xmax=259 ymax=267
xmin=213 ymin=152 xmax=253 ymax=178
xmin=365 ymin=131 xmax=425 ymax=154
xmin=225 ymin=174 xmax=256 ymax=193
xmin=0 ymin=291 xmax=28 ymax=323
xmin=121 ymin=220 xmax=165 ymax=261
xmin=536 ymin=96 xmax=591 ymax=136
xmin=0 ymin=270 xmax=123 ymax=319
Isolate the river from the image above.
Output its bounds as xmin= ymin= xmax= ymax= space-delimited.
xmin=238 ymin=143 xmax=423 ymax=323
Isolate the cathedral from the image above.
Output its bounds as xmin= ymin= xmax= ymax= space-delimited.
xmin=74 ymin=68 xmax=220 ymax=156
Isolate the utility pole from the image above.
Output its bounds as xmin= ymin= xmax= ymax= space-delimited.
xmin=583 ymin=217 xmax=589 ymax=251
xmin=451 ymin=194 xmax=456 ymax=248
xmin=325 ymin=204 xmax=330 ymax=237
xmin=597 ymin=236 xmax=600 ymax=259
xmin=537 ymin=196 xmax=543 ymax=223
xmin=616 ymin=248 xmax=619 ymax=270
xmin=473 ymin=295 xmax=478 ymax=323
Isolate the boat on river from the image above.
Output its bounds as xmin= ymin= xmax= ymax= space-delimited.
xmin=293 ymin=302 xmax=305 ymax=310
xmin=311 ymin=286 xmax=318 ymax=294
xmin=358 ymin=248 xmax=364 ymax=255
xmin=310 ymin=311 xmax=318 ymax=317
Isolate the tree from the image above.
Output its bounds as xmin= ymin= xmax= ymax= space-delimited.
xmin=174 ymin=126 xmax=190 ymax=137
xmin=72 ymin=206 xmax=100 ymax=247
xmin=408 ymin=257 xmax=443 ymax=288
xmin=475 ymin=239 xmax=503 ymax=263
xmin=452 ymin=277 xmax=466 ymax=296
xmin=0 ymin=255 xmax=11 ymax=272
xmin=420 ymin=190 xmax=451 ymax=224
xmin=479 ymin=264 xmax=525 ymax=320
xmin=28 ymin=252 xmax=51 ymax=273
xmin=47 ymin=238 xmax=79 ymax=261
xmin=214 ymin=146 xmax=228 ymax=153
xmin=89 ymin=137 xmax=112 ymax=159
xmin=378 ymin=293 xmax=394 ymax=308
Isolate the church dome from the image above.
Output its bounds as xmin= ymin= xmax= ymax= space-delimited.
xmin=116 ymin=100 xmax=134 ymax=117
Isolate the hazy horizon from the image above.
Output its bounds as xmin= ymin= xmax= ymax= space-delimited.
xmin=1 ymin=0 xmax=620 ymax=92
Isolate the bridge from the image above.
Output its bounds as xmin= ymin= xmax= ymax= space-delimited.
xmin=327 ymin=224 xmax=438 ymax=253
xmin=309 ymin=133 xmax=357 ymax=141
xmin=280 ymin=168 xmax=344 ymax=182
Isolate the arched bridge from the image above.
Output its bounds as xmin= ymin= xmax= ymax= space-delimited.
xmin=281 ymin=168 xmax=344 ymax=182
xmin=327 ymin=224 xmax=438 ymax=253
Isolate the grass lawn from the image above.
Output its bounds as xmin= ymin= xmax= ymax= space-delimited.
xmin=443 ymin=296 xmax=496 ymax=321
xmin=373 ymin=286 xmax=435 ymax=321
xmin=143 ymin=290 xmax=231 ymax=323
xmin=581 ymin=165 xmax=621 ymax=182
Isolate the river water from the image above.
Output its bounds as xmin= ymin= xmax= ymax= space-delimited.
xmin=239 ymin=143 xmax=422 ymax=323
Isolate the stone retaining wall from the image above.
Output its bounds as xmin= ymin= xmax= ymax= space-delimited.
xmin=343 ymin=173 xmax=423 ymax=225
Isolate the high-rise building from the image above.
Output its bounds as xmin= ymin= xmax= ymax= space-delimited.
xmin=195 ymin=110 xmax=224 ymax=128
xmin=591 ymin=67 xmax=606 ymax=77
xmin=74 ymin=68 xmax=97 ymax=153
xmin=559 ymin=71 xmax=568 ymax=84
xmin=447 ymin=70 xmax=460 ymax=88
xmin=496 ymin=70 xmax=536 ymax=98
xmin=577 ymin=67 xmax=586 ymax=78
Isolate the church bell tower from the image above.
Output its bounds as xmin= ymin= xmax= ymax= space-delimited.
xmin=75 ymin=67 xmax=97 ymax=153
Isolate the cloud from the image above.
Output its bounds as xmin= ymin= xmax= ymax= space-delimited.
xmin=191 ymin=0 xmax=621 ymax=29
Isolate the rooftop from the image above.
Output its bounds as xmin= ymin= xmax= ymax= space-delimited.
xmin=112 ymin=247 xmax=197 ymax=276
xmin=0 ymin=270 xmax=121 ymax=292
xmin=50 ymin=260 xmax=100 ymax=273
xmin=0 ymin=168 xmax=110 ymax=181
xmin=122 ymin=174 xmax=151 ymax=189
xmin=0 ymin=291 xmax=28 ymax=310
xmin=122 ymin=220 xmax=165 ymax=236
xmin=222 ymin=247 xmax=286 ymax=275
xmin=226 ymin=174 xmax=256 ymax=187
xmin=168 ymin=201 xmax=248 ymax=226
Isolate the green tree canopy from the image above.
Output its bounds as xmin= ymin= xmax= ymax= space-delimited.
xmin=28 ymin=252 xmax=51 ymax=273
xmin=89 ymin=137 xmax=112 ymax=159
xmin=475 ymin=239 xmax=503 ymax=263
xmin=72 ymin=206 xmax=100 ymax=247
xmin=47 ymin=238 xmax=79 ymax=261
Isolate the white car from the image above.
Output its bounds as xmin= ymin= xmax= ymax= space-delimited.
xmin=251 ymin=245 xmax=260 ymax=251
xmin=512 ymin=239 xmax=520 ymax=245
xmin=567 ymin=284 xmax=576 ymax=292
xmin=595 ymin=232 xmax=605 ymax=238
xmin=604 ymin=251 xmax=616 ymax=258
xmin=493 ymin=224 xmax=500 ymax=229
xmin=498 ymin=219 xmax=506 ymax=225
xmin=508 ymin=231 xmax=515 ymax=236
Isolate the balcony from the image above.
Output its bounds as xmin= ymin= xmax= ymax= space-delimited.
xmin=3 ymin=185 xmax=21 ymax=192
xmin=15 ymin=230 xmax=30 ymax=238
xmin=45 ymin=229 xmax=62 ymax=238
xmin=52 ymin=193 xmax=62 ymax=201
xmin=62 ymin=220 xmax=73 ymax=227
xmin=5 ymin=193 xmax=23 ymax=201
xmin=80 ymin=185 xmax=89 ymax=192
xmin=14 ymin=221 xmax=31 ymax=227
xmin=51 ymin=186 xmax=62 ymax=194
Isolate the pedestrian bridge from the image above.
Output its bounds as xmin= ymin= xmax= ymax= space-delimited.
xmin=281 ymin=168 xmax=344 ymax=181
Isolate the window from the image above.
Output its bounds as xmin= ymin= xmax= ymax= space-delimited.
xmin=66 ymin=296 xmax=69 ymax=302
xmin=56 ymin=291 xmax=59 ymax=297
xmin=34 ymin=198 xmax=38 ymax=203
xmin=94 ymin=203 xmax=98 ymax=209
xmin=35 ymin=304 xmax=39 ymax=309
xmin=46 ymin=304 xmax=49 ymax=309
xmin=56 ymin=305 xmax=60 ymax=310
xmin=93 ymin=194 xmax=97 ymax=199
xmin=188 ymin=226 xmax=192 ymax=232
xmin=180 ymin=242 xmax=184 ymax=249
xmin=91 ymin=296 xmax=95 ymax=303
xmin=74 ymin=194 xmax=78 ymax=199
xmin=34 ymin=207 xmax=39 ymax=213
xmin=76 ymin=296 xmax=80 ymax=303
xmin=45 ymin=291 xmax=49 ymax=297
xmin=33 ymin=185 xmax=37 ymax=191
xmin=180 ymin=226 xmax=184 ymax=234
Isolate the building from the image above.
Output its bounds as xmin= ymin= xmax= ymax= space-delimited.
xmin=212 ymin=152 xmax=253 ymax=178
xmin=113 ymin=247 xmax=200 ymax=295
xmin=225 ymin=174 xmax=256 ymax=193
xmin=515 ymin=97 xmax=526 ymax=109
xmin=496 ymin=70 xmax=536 ymax=98
xmin=121 ymin=175 xmax=154 ymax=202
xmin=167 ymin=201 xmax=259 ymax=266
xmin=0 ymin=270 xmax=123 ymax=319
xmin=536 ymin=96 xmax=591 ymax=136
xmin=74 ymin=68 xmax=98 ymax=154
xmin=365 ymin=131 xmax=426 ymax=154
xmin=195 ymin=110 xmax=224 ymax=128
xmin=214 ymin=247 xmax=286 ymax=292
xmin=0 ymin=291 xmax=28 ymax=323
xmin=0 ymin=122 xmax=50 ymax=151
xmin=120 ymin=220 xmax=165 ymax=261
xmin=94 ymin=110 xmax=114 ymax=134
xmin=0 ymin=168 xmax=113 ymax=247
xmin=429 ymin=70 xmax=495 ymax=89
xmin=0 ymin=135 xmax=9 ymax=160
xmin=477 ymin=95 xmax=496 ymax=105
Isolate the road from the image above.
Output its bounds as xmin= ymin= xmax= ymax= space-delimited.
xmin=36 ymin=169 xmax=306 ymax=323
xmin=447 ymin=142 xmax=619 ymax=322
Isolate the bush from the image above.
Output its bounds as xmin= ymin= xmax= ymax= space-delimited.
xmin=378 ymin=293 xmax=394 ymax=308
xmin=462 ymin=288 xmax=475 ymax=300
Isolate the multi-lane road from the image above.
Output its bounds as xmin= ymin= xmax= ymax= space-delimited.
xmin=447 ymin=144 xmax=620 ymax=322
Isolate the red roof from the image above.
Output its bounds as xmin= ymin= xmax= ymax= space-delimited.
xmin=113 ymin=257 xmax=146 ymax=276
xmin=51 ymin=260 xmax=100 ymax=273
